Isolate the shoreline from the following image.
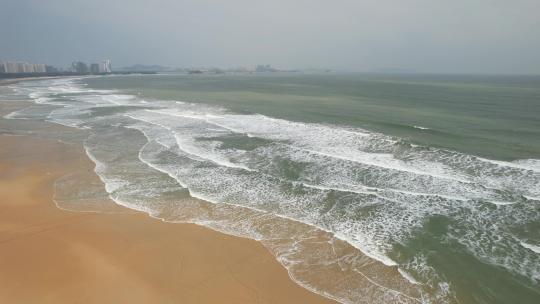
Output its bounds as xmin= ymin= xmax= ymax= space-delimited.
xmin=0 ymin=76 xmax=66 ymax=86
xmin=0 ymin=133 xmax=336 ymax=303
xmin=0 ymin=71 xmax=157 ymax=85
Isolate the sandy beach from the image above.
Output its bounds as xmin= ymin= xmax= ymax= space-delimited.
xmin=0 ymin=133 xmax=336 ymax=303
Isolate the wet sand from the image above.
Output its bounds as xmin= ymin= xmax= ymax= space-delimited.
xmin=0 ymin=134 xmax=336 ymax=304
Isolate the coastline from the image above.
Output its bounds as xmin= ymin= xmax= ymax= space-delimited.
xmin=0 ymin=76 xmax=66 ymax=86
xmin=0 ymin=71 xmax=157 ymax=86
xmin=0 ymin=134 xmax=336 ymax=303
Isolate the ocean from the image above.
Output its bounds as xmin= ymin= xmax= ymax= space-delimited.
xmin=1 ymin=73 xmax=539 ymax=303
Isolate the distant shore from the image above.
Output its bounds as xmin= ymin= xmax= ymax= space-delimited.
xmin=0 ymin=76 xmax=64 ymax=85
xmin=0 ymin=71 xmax=157 ymax=82
xmin=0 ymin=71 xmax=159 ymax=86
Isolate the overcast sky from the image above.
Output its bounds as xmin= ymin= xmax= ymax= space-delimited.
xmin=1 ymin=0 xmax=539 ymax=73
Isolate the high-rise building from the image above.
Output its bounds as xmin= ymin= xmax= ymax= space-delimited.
xmin=4 ymin=62 xmax=18 ymax=73
xmin=255 ymin=64 xmax=277 ymax=72
xmin=45 ymin=65 xmax=58 ymax=73
xmin=0 ymin=62 xmax=49 ymax=74
xmin=17 ymin=62 xmax=27 ymax=73
xmin=34 ymin=64 xmax=46 ymax=73
xmin=72 ymin=61 xmax=89 ymax=74
xmin=90 ymin=63 xmax=100 ymax=74
xmin=99 ymin=60 xmax=112 ymax=73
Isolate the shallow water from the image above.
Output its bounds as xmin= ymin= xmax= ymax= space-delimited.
xmin=2 ymin=73 xmax=539 ymax=303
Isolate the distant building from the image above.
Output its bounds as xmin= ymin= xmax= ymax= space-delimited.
xmin=3 ymin=62 xmax=19 ymax=73
xmin=45 ymin=65 xmax=58 ymax=73
xmin=0 ymin=61 xmax=52 ymax=74
xmin=18 ymin=62 xmax=30 ymax=73
xmin=90 ymin=63 xmax=100 ymax=74
xmin=118 ymin=64 xmax=168 ymax=72
xmin=255 ymin=64 xmax=277 ymax=72
xmin=33 ymin=64 xmax=46 ymax=73
xmin=99 ymin=59 xmax=112 ymax=73
xmin=72 ymin=61 xmax=89 ymax=74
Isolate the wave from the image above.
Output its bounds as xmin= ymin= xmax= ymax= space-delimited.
xmin=520 ymin=242 xmax=540 ymax=254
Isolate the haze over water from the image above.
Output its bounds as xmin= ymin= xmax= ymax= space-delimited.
xmin=2 ymin=73 xmax=539 ymax=303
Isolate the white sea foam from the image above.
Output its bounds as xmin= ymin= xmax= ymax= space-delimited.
xmin=302 ymin=183 xmax=379 ymax=196
xmin=520 ymin=242 xmax=540 ymax=254
xmin=488 ymin=201 xmax=516 ymax=206
xmin=35 ymin=97 xmax=54 ymax=104
xmin=398 ymin=269 xmax=422 ymax=285
xmin=149 ymin=109 xmax=474 ymax=184
xmin=101 ymin=94 xmax=136 ymax=105
xmin=301 ymin=147 xmax=471 ymax=184
xmin=174 ymin=134 xmax=254 ymax=171
xmin=83 ymin=145 xmax=128 ymax=194
xmin=3 ymin=111 xmax=26 ymax=119
xmin=477 ymin=157 xmax=540 ymax=173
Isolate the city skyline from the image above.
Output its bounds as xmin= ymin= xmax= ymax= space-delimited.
xmin=0 ymin=59 xmax=111 ymax=75
xmin=0 ymin=59 xmax=290 ymax=74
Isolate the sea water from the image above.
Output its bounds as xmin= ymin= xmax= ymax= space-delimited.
xmin=2 ymin=73 xmax=539 ymax=303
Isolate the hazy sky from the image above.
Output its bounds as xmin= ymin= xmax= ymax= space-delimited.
xmin=2 ymin=0 xmax=540 ymax=73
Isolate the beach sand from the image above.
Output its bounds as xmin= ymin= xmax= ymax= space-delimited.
xmin=0 ymin=134 xmax=336 ymax=304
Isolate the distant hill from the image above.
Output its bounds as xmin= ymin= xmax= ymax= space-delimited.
xmin=116 ymin=64 xmax=170 ymax=72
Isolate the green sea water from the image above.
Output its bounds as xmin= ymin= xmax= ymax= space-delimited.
xmin=87 ymin=73 xmax=540 ymax=160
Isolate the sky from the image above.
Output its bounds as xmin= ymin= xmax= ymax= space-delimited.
xmin=1 ymin=0 xmax=540 ymax=74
